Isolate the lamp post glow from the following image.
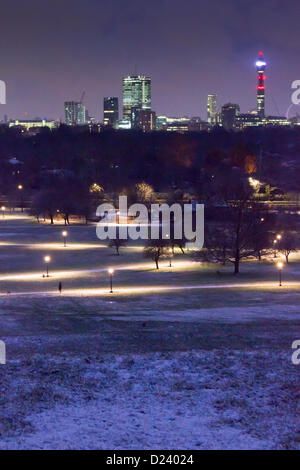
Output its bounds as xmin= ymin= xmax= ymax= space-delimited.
xmin=1 ymin=206 xmax=5 ymax=218
xmin=276 ymin=234 xmax=282 ymax=241
xmin=108 ymin=268 xmax=114 ymax=293
xmin=62 ymin=230 xmax=68 ymax=247
xmin=277 ymin=262 xmax=283 ymax=287
xmin=18 ymin=185 xmax=24 ymax=212
xmin=44 ymin=255 xmax=51 ymax=277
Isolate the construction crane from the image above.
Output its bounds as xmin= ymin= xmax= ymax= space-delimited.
xmin=79 ymin=91 xmax=85 ymax=104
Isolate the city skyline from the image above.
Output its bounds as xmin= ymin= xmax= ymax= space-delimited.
xmin=4 ymin=53 xmax=299 ymax=127
xmin=1 ymin=52 xmax=298 ymax=123
xmin=0 ymin=0 xmax=299 ymax=121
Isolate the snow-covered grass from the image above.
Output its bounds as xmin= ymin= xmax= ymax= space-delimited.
xmin=0 ymin=348 xmax=298 ymax=450
xmin=0 ymin=216 xmax=299 ymax=449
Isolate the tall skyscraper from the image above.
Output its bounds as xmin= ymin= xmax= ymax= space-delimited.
xmin=122 ymin=75 xmax=151 ymax=121
xmin=256 ymin=51 xmax=266 ymax=118
xmin=64 ymin=101 xmax=86 ymax=125
xmin=207 ymin=94 xmax=217 ymax=125
xmin=103 ymin=97 xmax=119 ymax=128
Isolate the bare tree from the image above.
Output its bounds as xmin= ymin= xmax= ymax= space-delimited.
xmin=30 ymin=189 xmax=58 ymax=224
xmin=248 ymin=216 xmax=272 ymax=261
xmin=278 ymin=233 xmax=299 ymax=263
xmin=196 ymin=177 xmax=269 ymax=273
xmin=143 ymin=240 xmax=169 ymax=269
xmin=109 ymin=238 xmax=127 ymax=255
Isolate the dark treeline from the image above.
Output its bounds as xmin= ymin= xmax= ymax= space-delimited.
xmin=1 ymin=124 xmax=300 ymax=273
xmin=0 ymin=125 xmax=300 ymax=199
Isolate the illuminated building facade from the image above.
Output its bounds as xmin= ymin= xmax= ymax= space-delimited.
xmin=256 ymin=52 xmax=266 ymax=118
xmin=122 ymin=75 xmax=151 ymax=121
xmin=117 ymin=119 xmax=131 ymax=129
xmin=103 ymin=97 xmax=119 ymax=128
xmin=156 ymin=115 xmax=205 ymax=133
xmin=207 ymin=94 xmax=218 ymax=125
xmin=64 ymin=101 xmax=86 ymax=125
xmin=9 ymin=119 xmax=57 ymax=131
xmin=236 ymin=113 xmax=261 ymax=129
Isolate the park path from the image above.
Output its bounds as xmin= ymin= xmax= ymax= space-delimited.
xmin=0 ymin=281 xmax=299 ymax=297
xmin=0 ymin=262 xmax=157 ymax=281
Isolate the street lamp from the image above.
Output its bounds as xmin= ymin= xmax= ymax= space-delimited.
xmin=108 ymin=268 xmax=114 ymax=293
xmin=1 ymin=206 xmax=5 ymax=218
xmin=276 ymin=234 xmax=282 ymax=240
xmin=44 ymin=255 xmax=51 ymax=277
xmin=18 ymin=185 xmax=24 ymax=212
xmin=273 ymin=239 xmax=278 ymax=258
xmin=277 ymin=261 xmax=283 ymax=287
xmin=168 ymin=247 xmax=173 ymax=267
xmin=62 ymin=230 xmax=68 ymax=247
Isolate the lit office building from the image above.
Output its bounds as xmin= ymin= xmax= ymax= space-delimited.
xmin=64 ymin=101 xmax=86 ymax=126
xmin=122 ymin=75 xmax=151 ymax=121
xmin=103 ymin=97 xmax=119 ymax=128
xmin=263 ymin=116 xmax=290 ymax=126
xmin=207 ymin=94 xmax=218 ymax=125
xmin=156 ymin=115 xmax=168 ymax=130
xmin=117 ymin=119 xmax=131 ymax=130
xmin=156 ymin=115 xmax=205 ymax=133
xmin=9 ymin=119 xmax=58 ymax=132
xmin=131 ymin=108 xmax=156 ymax=132
xmin=236 ymin=113 xmax=261 ymax=129
xmin=221 ymin=103 xmax=240 ymax=131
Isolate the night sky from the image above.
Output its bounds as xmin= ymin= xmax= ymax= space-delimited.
xmin=0 ymin=0 xmax=299 ymax=121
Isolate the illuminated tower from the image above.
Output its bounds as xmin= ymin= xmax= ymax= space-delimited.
xmin=256 ymin=51 xmax=266 ymax=119
xmin=64 ymin=101 xmax=86 ymax=125
xmin=122 ymin=75 xmax=151 ymax=121
xmin=207 ymin=94 xmax=217 ymax=125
